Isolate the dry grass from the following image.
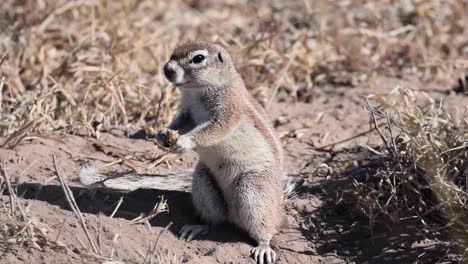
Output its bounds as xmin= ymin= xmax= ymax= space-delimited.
xmin=1 ymin=0 xmax=467 ymax=147
xmin=336 ymin=87 xmax=468 ymax=257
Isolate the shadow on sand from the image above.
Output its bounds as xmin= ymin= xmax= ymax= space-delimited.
xmin=10 ymin=182 xmax=252 ymax=245
xmin=297 ymin=147 xmax=459 ymax=264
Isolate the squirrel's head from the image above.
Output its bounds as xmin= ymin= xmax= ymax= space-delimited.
xmin=163 ymin=41 xmax=236 ymax=90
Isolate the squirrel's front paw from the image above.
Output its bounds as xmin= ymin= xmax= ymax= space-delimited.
xmin=171 ymin=135 xmax=193 ymax=153
xmin=156 ymin=128 xmax=179 ymax=148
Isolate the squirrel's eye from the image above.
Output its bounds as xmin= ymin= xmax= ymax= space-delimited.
xmin=191 ymin=54 xmax=205 ymax=64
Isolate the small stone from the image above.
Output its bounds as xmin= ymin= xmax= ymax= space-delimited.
xmin=293 ymin=199 xmax=307 ymax=211
xmin=303 ymin=204 xmax=314 ymax=214
xmin=293 ymin=199 xmax=314 ymax=214
xmin=274 ymin=115 xmax=289 ymax=127
xmin=289 ymin=209 xmax=298 ymax=216
xmin=284 ymin=215 xmax=298 ymax=228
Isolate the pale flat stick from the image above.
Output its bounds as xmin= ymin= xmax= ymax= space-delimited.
xmin=79 ymin=166 xmax=192 ymax=192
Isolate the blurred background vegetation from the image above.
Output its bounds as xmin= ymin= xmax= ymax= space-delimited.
xmin=0 ymin=0 xmax=467 ymax=146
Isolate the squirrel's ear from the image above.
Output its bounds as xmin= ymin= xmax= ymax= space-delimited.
xmin=217 ymin=52 xmax=224 ymax=63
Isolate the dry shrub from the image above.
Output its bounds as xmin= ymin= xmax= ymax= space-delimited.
xmin=342 ymin=87 xmax=468 ymax=253
xmin=0 ymin=0 xmax=467 ymax=147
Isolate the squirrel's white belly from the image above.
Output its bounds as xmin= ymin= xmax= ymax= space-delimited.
xmin=196 ymin=117 xmax=274 ymax=193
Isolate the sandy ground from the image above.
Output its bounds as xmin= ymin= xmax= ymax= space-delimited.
xmin=1 ymin=76 xmax=467 ymax=264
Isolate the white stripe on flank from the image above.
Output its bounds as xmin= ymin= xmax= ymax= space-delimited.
xmin=242 ymin=96 xmax=282 ymax=161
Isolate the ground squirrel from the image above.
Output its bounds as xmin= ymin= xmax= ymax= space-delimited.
xmin=157 ymin=41 xmax=290 ymax=264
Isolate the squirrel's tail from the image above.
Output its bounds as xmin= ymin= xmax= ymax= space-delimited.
xmin=282 ymin=174 xmax=303 ymax=202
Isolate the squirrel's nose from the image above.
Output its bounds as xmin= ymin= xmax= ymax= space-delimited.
xmin=164 ymin=64 xmax=176 ymax=82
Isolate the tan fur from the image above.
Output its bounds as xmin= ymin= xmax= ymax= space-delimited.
xmin=159 ymin=41 xmax=286 ymax=264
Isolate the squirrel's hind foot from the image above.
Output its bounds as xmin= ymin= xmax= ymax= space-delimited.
xmin=178 ymin=224 xmax=209 ymax=242
xmin=251 ymin=244 xmax=277 ymax=264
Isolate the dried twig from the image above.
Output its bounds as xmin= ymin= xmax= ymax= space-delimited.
xmin=110 ymin=196 xmax=124 ymax=218
xmin=131 ymin=196 xmax=168 ymax=226
xmin=53 ymin=155 xmax=100 ymax=254
xmin=144 ymin=222 xmax=174 ymax=264
xmin=154 ymin=83 xmax=170 ymax=129
xmin=309 ymin=126 xmax=377 ymax=151
xmin=1 ymin=160 xmax=16 ymax=217
xmin=367 ymin=102 xmax=394 ymax=157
